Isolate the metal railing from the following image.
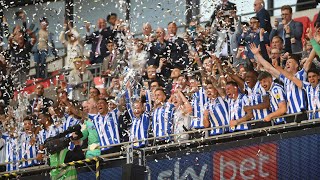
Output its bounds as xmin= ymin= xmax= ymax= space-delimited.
xmin=1 ymin=108 xmax=320 ymax=179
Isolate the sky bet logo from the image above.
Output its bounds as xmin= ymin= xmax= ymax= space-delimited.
xmin=213 ymin=143 xmax=277 ymax=180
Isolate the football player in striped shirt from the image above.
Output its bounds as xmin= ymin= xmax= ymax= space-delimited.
xmin=90 ymin=98 xmax=121 ymax=155
xmin=5 ymin=126 xmax=19 ymax=171
xmin=226 ymin=67 xmax=271 ymax=128
xmin=151 ymin=87 xmax=175 ymax=144
xmin=258 ymin=71 xmax=287 ymax=124
xmin=20 ymin=117 xmax=38 ymax=168
xmin=227 ymin=82 xmax=253 ymax=131
xmin=36 ymin=113 xmax=62 ymax=161
xmin=250 ymin=44 xmax=315 ymax=122
xmin=125 ymin=89 xmax=151 ymax=148
xmin=273 ymin=60 xmax=320 ymax=120
xmin=63 ymin=101 xmax=80 ymax=150
xmin=203 ymin=81 xmax=229 ymax=135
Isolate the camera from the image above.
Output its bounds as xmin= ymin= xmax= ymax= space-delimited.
xmin=44 ymin=124 xmax=83 ymax=154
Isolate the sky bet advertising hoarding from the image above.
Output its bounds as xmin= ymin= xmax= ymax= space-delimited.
xmin=78 ymin=133 xmax=320 ymax=180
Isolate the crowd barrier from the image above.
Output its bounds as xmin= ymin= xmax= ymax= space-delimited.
xmin=1 ymin=109 xmax=320 ymax=179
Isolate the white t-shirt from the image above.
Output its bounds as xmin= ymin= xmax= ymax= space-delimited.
xmin=173 ymin=109 xmax=191 ymax=142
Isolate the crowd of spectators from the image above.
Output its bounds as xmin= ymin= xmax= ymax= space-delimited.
xmin=0 ymin=0 xmax=320 ymax=173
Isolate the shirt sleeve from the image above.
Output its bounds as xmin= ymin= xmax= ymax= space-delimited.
xmin=297 ymin=69 xmax=307 ymax=81
xmin=302 ymin=81 xmax=310 ymax=90
xmin=273 ymin=86 xmax=286 ymax=103
xmin=279 ymin=74 xmax=286 ymax=83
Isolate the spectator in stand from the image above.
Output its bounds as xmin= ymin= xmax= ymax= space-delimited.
xmin=142 ymin=23 xmax=154 ymax=43
xmin=169 ymin=68 xmax=181 ymax=94
xmin=257 ymin=71 xmax=287 ymax=123
xmin=6 ymin=23 xmax=36 ymax=89
xmin=32 ymin=17 xmax=57 ymax=78
xmin=254 ymin=0 xmax=272 ymax=33
xmin=28 ymin=84 xmax=54 ymax=116
xmin=99 ymin=88 xmax=108 ymax=99
xmin=127 ymin=38 xmax=148 ymax=74
xmin=85 ymin=18 xmax=113 ymax=64
xmin=147 ymin=27 xmax=171 ymax=78
xmin=227 ymin=82 xmax=253 ymax=131
xmin=250 ymin=43 xmax=314 ymax=122
xmin=302 ymin=39 xmax=313 ymax=59
xmin=166 ymin=22 xmax=189 ymax=70
xmin=67 ymin=57 xmax=93 ymax=101
xmin=238 ymin=17 xmax=269 ymax=61
xmin=270 ymin=5 xmax=303 ymax=54
xmin=0 ymin=52 xmax=13 ymax=106
xmin=102 ymin=40 xmax=122 ymax=77
xmin=210 ymin=0 xmax=237 ymax=26
xmin=59 ymin=21 xmax=84 ymax=69
xmin=107 ymin=77 xmax=121 ymax=97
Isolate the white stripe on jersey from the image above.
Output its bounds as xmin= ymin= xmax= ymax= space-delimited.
xmin=191 ymin=88 xmax=208 ymax=129
xmin=302 ymin=82 xmax=320 ymax=119
xmin=244 ymin=82 xmax=270 ymax=120
xmin=267 ymin=83 xmax=286 ymax=124
xmin=206 ymin=97 xmax=229 ymax=135
xmin=228 ymin=93 xmax=250 ymax=131
xmin=91 ymin=109 xmax=120 ymax=151
xmin=152 ymin=102 xmax=175 ymax=140
xmin=279 ymin=69 xmax=306 ymax=113
xmin=20 ymin=133 xmax=37 ymax=168
xmin=125 ymin=91 xmax=150 ymax=147
xmin=5 ymin=137 xmax=19 ymax=171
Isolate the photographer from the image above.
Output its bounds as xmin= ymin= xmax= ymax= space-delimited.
xmin=45 ymin=125 xmax=85 ymax=180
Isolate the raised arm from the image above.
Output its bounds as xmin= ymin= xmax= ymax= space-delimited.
xmin=177 ymin=90 xmax=192 ymax=115
xmin=125 ymin=90 xmax=134 ymax=119
xmin=303 ymin=49 xmax=316 ymax=72
xmin=272 ymin=59 xmax=303 ymax=88
xmin=224 ymin=65 xmax=245 ymax=92
xmin=249 ymin=43 xmax=280 ymax=78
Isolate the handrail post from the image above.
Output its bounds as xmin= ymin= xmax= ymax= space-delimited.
xmin=126 ymin=144 xmax=134 ymax=164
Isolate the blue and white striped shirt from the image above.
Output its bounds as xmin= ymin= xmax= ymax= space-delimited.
xmin=228 ymin=93 xmax=250 ymax=131
xmin=279 ymin=69 xmax=307 ymax=113
xmin=267 ymin=83 xmax=287 ymax=124
xmin=302 ymin=82 xmax=320 ymax=119
xmin=5 ymin=136 xmax=19 ymax=171
xmin=63 ymin=114 xmax=80 ymax=150
xmin=19 ymin=132 xmax=38 ymax=168
xmin=205 ymin=97 xmax=229 ymax=135
xmin=90 ymin=109 xmax=121 ymax=151
xmin=191 ymin=87 xmax=208 ymax=129
xmin=125 ymin=91 xmax=151 ymax=148
xmin=152 ymin=102 xmax=175 ymax=140
xmin=244 ymin=82 xmax=270 ymax=120
xmin=38 ymin=125 xmax=62 ymax=145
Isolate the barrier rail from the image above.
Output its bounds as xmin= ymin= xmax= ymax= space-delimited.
xmin=1 ymin=108 xmax=319 ymax=176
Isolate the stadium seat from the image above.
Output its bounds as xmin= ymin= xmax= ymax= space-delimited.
xmin=293 ymin=16 xmax=310 ymax=43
